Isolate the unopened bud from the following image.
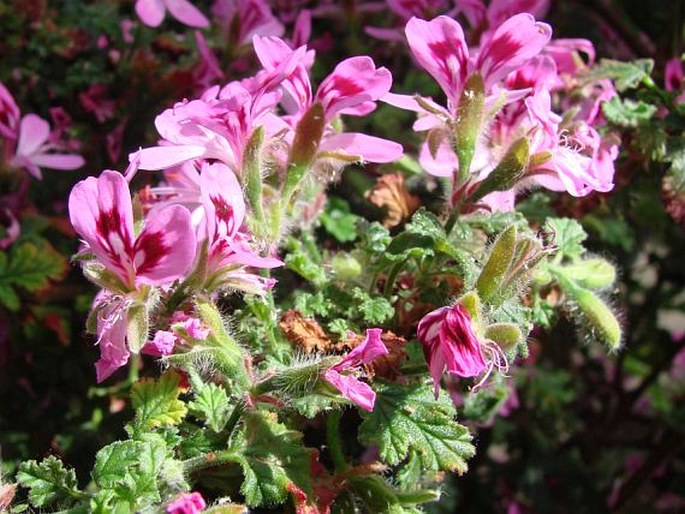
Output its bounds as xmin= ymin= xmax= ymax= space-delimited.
xmin=572 ymin=287 xmax=622 ymax=351
xmin=285 ymin=102 xmax=325 ymax=195
xmin=561 ymin=258 xmax=616 ymax=290
xmin=453 ymin=73 xmax=485 ymax=184
xmin=243 ymin=126 xmax=266 ymax=228
xmin=470 ymin=138 xmax=530 ymax=203
xmin=484 ymin=323 xmax=523 ymax=351
xmin=476 ymin=225 xmax=518 ymax=303
xmin=332 ymin=253 xmax=362 ymax=280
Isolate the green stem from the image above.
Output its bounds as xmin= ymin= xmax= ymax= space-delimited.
xmin=224 ymin=401 xmax=246 ymax=441
xmin=327 ymin=410 xmax=348 ymax=472
xmin=444 ymin=210 xmax=459 ymax=236
xmin=182 ymin=449 xmax=239 ymax=475
xmin=384 ymin=258 xmax=408 ymax=297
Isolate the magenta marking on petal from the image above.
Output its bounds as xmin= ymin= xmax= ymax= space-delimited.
xmin=134 ymin=231 xmax=170 ymax=276
xmin=210 ymin=194 xmax=237 ymax=234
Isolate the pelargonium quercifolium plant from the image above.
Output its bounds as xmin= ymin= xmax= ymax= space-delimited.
xmin=4 ymin=0 xmax=672 ymax=512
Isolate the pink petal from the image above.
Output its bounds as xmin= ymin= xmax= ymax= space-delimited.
xmin=419 ymin=137 xmax=458 ymax=177
xmin=486 ymin=0 xmax=550 ymax=28
xmin=337 ymin=328 xmax=389 ymax=370
xmin=68 ymin=171 xmax=136 ymax=285
xmin=29 ymin=153 xmax=84 ymax=170
xmin=316 ymin=56 xmax=392 ymax=120
xmin=200 ymin=162 xmax=245 ymax=240
xmin=319 ymin=133 xmax=403 ymax=163
xmin=165 ymin=0 xmax=209 ymax=28
xmin=405 ymin=16 xmax=469 ymax=107
xmin=95 ymin=308 xmax=130 ymax=383
xmin=16 ymin=114 xmax=50 ymax=158
xmin=477 ymin=13 xmax=552 ymax=89
xmin=132 ymin=145 xmax=207 ymax=170
xmin=135 ymin=0 xmax=166 ymax=27
xmin=323 ymin=369 xmax=377 ymax=412
xmin=142 ymin=330 xmax=177 ymax=356
xmin=134 ymin=204 xmax=197 ymax=285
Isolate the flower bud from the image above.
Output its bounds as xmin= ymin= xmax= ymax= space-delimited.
xmin=243 ymin=126 xmax=266 ymax=228
xmin=572 ymin=287 xmax=622 ymax=351
xmin=126 ymin=302 xmax=149 ymax=354
xmin=332 ymin=253 xmax=362 ymax=280
xmin=561 ymin=258 xmax=616 ymax=290
xmin=452 ymin=73 xmax=485 ymax=184
xmin=470 ymin=138 xmax=530 ymax=203
xmin=285 ymin=102 xmax=325 ymax=196
xmin=476 ymin=225 xmax=518 ymax=303
xmin=483 ymin=323 xmax=523 ymax=352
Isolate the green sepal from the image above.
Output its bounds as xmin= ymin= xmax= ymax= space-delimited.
xmin=125 ymin=302 xmax=149 ymax=354
xmin=458 ymin=290 xmax=482 ymax=325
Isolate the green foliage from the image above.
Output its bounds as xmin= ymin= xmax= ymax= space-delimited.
xmin=91 ymin=437 xmax=167 ymax=510
xmin=544 ymin=218 xmax=587 ymax=261
xmin=584 ymin=58 xmax=654 ymax=91
xmin=359 ymin=383 xmax=475 ymax=473
xmin=230 ymin=412 xmax=312 ymax=507
xmin=320 ymin=197 xmax=361 ymax=243
xmin=131 ymin=372 xmax=188 ymax=432
xmin=0 ymin=242 xmax=66 ymax=311
xmin=188 ymin=382 xmax=231 ymax=433
xmin=17 ymin=456 xmax=83 ymax=508
xmin=602 ymin=96 xmax=657 ymax=127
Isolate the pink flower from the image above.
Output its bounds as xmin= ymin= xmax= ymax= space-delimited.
xmin=212 ymin=0 xmax=284 ymax=46
xmin=68 ymin=170 xmax=197 ymax=291
xmin=135 ymin=0 xmax=209 ymax=28
xmin=166 ymin=491 xmax=206 ymax=514
xmin=404 ymin=14 xmax=551 ymax=105
xmin=323 ymin=328 xmax=389 ymax=411
xmin=92 ymin=292 xmax=132 ymax=382
xmin=142 ymin=330 xmax=177 ymax=356
xmin=254 ymin=36 xmax=403 ymax=163
xmin=0 ymin=82 xmax=19 ymax=139
xmin=417 ymin=304 xmax=487 ymax=396
xmin=7 ymin=114 xmax=84 ymax=179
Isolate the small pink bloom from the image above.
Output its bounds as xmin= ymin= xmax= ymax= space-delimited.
xmin=9 ymin=114 xmax=84 ymax=179
xmin=212 ymin=0 xmax=284 ymax=46
xmin=0 ymin=82 xmax=20 ymax=139
xmin=166 ymin=491 xmax=206 ymax=514
xmin=93 ymin=293 xmax=131 ymax=382
xmin=142 ymin=330 xmax=177 ymax=356
xmin=665 ymin=58 xmax=684 ymax=92
xmin=417 ymin=304 xmax=487 ymax=396
xmin=182 ymin=318 xmax=209 ymax=340
xmin=79 ymin=84 xmax=116 ymax=124
xmin=323 ymin=328 xmax=389 ymax=411
xmin=69 ymin=170 xmax=197 ymax=290
xmin=135 ymin=0 xmax=209 ymax=28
